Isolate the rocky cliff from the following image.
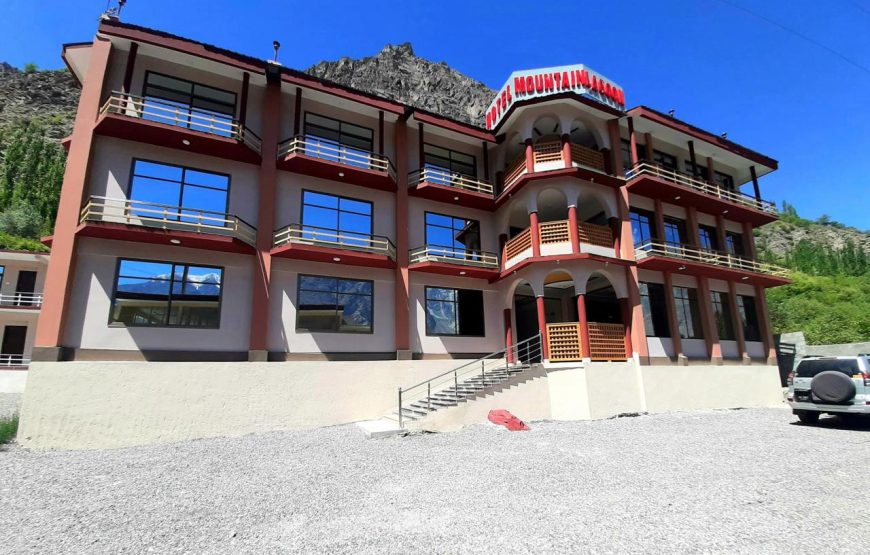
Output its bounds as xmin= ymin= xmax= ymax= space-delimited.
xmin=0 ymin=62 xmax=78 ymax=139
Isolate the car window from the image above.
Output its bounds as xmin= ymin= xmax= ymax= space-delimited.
xmin=795 ymin=359 xmax=859 ymax=378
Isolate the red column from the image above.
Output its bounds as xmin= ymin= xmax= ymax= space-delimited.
xmin=716 ymin=214 xmax=729 ymax=254
xmin=504 ymin=308 xmax=515 ymax=363
xmin=706 ymin=156 xmax=716 ymax=186
xmin=754 ymin=284 xmax=777 ymax=365
xmin=663 ymin=272 xmax=685 ymax=363
xmin=498 ymin=233 xmax=507 ymax=269
xmin=529 ymin=211 xmax=541 ymax=258
xmin=524 ymin=138 xmax=535 ymax=174
xmin=561 ymin=133 xmax=572 ymax=169
xmin=395 ymin=118 xmax=411 ymax=357
xmin=619 ymin=297 xmax=633 ymax=359
xmin=607 ymin=119 xmax=622 ymax=177
xmin=653 ymin=198 xmax=666 ymax=243
xmin=248 ymin=78 xmax=282 ymax=359
xmin=576 ymin=293 xmax=591 ymax=359
xmin=567 ymin=205 xmax=580 ymax=254
xmin=686 ymin=206 xmax=700 ymax=248
xmin=728 ymin=280 xmax=748 ymax=363
xmin=536 ymin=296 xmax=549 ymax=359
xmin=697 ymin=277 xmax=722 ymax=364
xmin=34 ymin=37 xmax=114 ymax=359
xmin=627 ymin=116 xmax=638 ymax=167
xmin=292 ymin=87 xmax=302 ymax=136
xmin=616 ymin=186 xmax=649 ymax=362
xmin=121 ymin=42 xmax=138 ymax=97
xmin=742 ymin=220 xmax=758 ymax=259
xmin=608 ymin=217 xmax=621 ymax=255
xmin=644 ymin=132 xmax=655 ymax=162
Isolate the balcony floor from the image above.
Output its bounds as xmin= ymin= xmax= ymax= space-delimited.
xmin=278 ymin=153 xmax=396 ymax=192
xmin=625 ymin=174 xmax=776 ymax=226
xmin=271 ymin=242 xmax=396 ymax=269
xmin=496 ymin=166 xmax=623 ymax=207
xmin=635 ymin=254 xmax=790 ymax=287
xmin=409 ymin=181 xmax=494 ymax=210
xmin=76 ymin=222 xmax=256 ymax=254
xmin=408 ymin=260 xmax=499 ymax=280
xmin=496 ymin=252 xmax=632 ymax=282
xmin=94 ymin=112 xmax=261 ymax=165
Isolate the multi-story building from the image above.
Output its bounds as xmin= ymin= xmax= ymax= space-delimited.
xmin=0 ymin=250 xmax=48 ymax=367
xmin=19 ymin=16 xmax=789 ymax=447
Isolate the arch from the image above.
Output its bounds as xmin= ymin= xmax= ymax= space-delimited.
xmin=530 ymin=114 xmax=562 ymax=144
xmin=535 ymin=187 xmax=568 ymax=222
xmin=568 ymin=118 xmax=600 ymax=149
xmin=504 ymin=131 xmax=525 ymax=164
xmin=582 ymin=271 xmax=623 ymax=324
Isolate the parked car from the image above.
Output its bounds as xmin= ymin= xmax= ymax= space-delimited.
xmin=787 ymin=355 xmax=870 ymax=423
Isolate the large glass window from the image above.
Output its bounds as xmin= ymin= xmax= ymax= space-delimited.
xmin=652 ymin=150 xmax=677 ymax=172
xmin=620 ymin=139 xmax=648 ymax=172
xmin=684 ymin=160 xmax=709 ymax=181
xmin=639 ymin=282 xmax=670 ymax=338
xmin=301 ymin=191 xmax=373 ymax=247
xmin=663 ymin=217 xmax=686 ymax=248
xmin=737 ymin=295 xmax=761 ymax=342
xmin=296 ymin=275 xmax=373 ymax=333
xmin=129 ymin=160 xmax=230 ymax=220
xmin=713 ymin=171 xmax=735 ymax=191
xmin=710 ymin=290 xmax=736 ymax=340
xmin=424 ymin=212 xmax=481 ymax=257
xmin=630 ymin=209 xmax=654 ymax=248
xmin=111 ymin=259 xmax=222 ymax=328
xmin=725 ymin=231 xmax=745 ymax=256
xmin=303 ymin=113 xmax=374 ymax=169
xmin=425 ymin=287 xmax=485 ymax=336
xmin=698 ymin=225 xmax=719 ymax=251
xmin=423 ymin=144 xmax=476 ymax=180
xmin=142 ymin=72 xmax=236 ymax=136
xmin=673 ymin=286 xmax=703 ymax=340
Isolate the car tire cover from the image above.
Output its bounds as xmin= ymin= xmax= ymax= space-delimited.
xmin=810 ymin=371 xmax=856 ymax=403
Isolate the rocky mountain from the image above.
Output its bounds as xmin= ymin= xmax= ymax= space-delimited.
xmin=756 ymin=219 xmax=870 ymax=257
xmin=0 ymin=62 xmax=78 ymax=139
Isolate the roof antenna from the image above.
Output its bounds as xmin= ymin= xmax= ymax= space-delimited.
xmin=667 ymin=109 xmax=675 ymax=117
xmin=102 ymin=0 xmax=126 ymax=20
xmin=272 ymin=40 xmax=282 ymax=65
xmin=720 ymin=132 xmax=728 ymax=139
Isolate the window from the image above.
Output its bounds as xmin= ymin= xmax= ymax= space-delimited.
xmin=673 ymin=286 xmax=703 ymax=339
xmin=425 ymin=287 xmax=485 ymax=336
xmin=630 ymin=209 xmax=654 ymax=248
xmin=423 ymin=144 xmax=476 ymax=179
xmin=111 ymin=259 xmax=222 ymax=328
xmin=725 ymin=231 xmax=745 ymax=256
xmin=620 ymin=139 xmax=648 ymax=172
xmin=652 ymin=150 xmax=677 ymax=172
xmin=736 ymin=295 xmax=761 ymax=342
xmin=713 ymin=171 xmax=734 ymax=191
xmin=698 ymin=225 xmax=719 ymax=251
xmin=710 ymin=291 xmax=736 ymax=340
xmin=425 ymin=212 xmax=481 ymax=257
xmin=0 ymin=266 xmax=4 ymax=285
xmin=639 ymin=282 xmax=670 ymax=337
xmin=301 ymin=191 xmax=373 ymax=247
xmin=796 ymin=359 xmax=859 ymax=378
xmin=303 ymin=113 xmax=374 ymax=168
xmin=142 ymin=72 xmax=236 ymax=136
xmin=663 ymin=217 xmax=686 ymax=248
xmin=129 ymin=160 xmax=230 ymax=219
xmin=296 ymin=275 xmax=373 ymax=333
xmin=684 ymin=160 xmax=709 ymax=181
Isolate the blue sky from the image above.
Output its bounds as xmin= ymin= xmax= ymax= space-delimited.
xmin=1 ymin=0 xmax=868 ymax=229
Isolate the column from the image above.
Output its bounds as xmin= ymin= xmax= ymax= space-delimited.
xmin=627 ymin=116 xmax=638 ymax=167
xmin=754 ymin=284 xmax=777 ymax=365
xmin=529 ymin=211 xmax=541 ymax=258
xmin=248 ymin=76 xmax=282 ymax=361
xmin=616 ymin=186 xmax=649 ymax=362
xmin=606 ymin=119 xmax=622 ymax=177
xmin=561 ymin=133 xmax=572 ymax=169
xmin=706 ymin=156 xmax=716 ymax=186
xmin=653 ymin=198 xmax=666 ymax=243
xmin=567 ymin=205 xmax=580 ymax=254
xmin=697 ymin=277 xmax=722 ymax=364
xmin=292 ymin=87 xmax=302 ymax=136
xmin=120 ymin=42 xmax=138 ymax=98
xmin=663 ymin=272 xmax=685 ymax=364
xmin=619 ymin=297 xmax=633 ymax=359
xmin=686 ymin=206 xmax=700 ymax=248
xmin=536 ymin=295 xmax=549 ymax=359
xmin=395 ymin=117 xmax=411 ymax=359
xmin=608 ymin=217 xmax=621 ymax=255
xmin=687 ymin=140 xmax=698 ymax=179
xmin=716 ymin=214 xmax=729 ymax=254
xmin=498 ymin=233 xmax=508 ymax=265
xmin=750 ymin=166 xmax=762 ymax=205
xmin=727 ymin=280 xmax=749 ymax=364
xmin=524 ymin=138 xmax=535 ymax=174
xmin=644 ymin=132 xmax=655 ymax=162
xmin=34 ymin=36 xmax=113 ymax=360
xmin=742 ymin=220 xmax=758 ymax=259
xmin=504 ymin=308 xmax=515 ymax=363
xmin=576 ymin=293 xmax=591 ymax=360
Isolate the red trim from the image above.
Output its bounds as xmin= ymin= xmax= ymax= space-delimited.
xmin=271 ymin=242 xmax=396 ymax=269
xmin=494 ymin=253 xmax=632 ymax=282
xmin=277 ymin=153 xmax=397 ymax=192
xmin=408 ymin=261 xmax=499 ymax=280
xmin=495 ymin=167 xmax=624 ymax=208
xmin=412 ymin=111 xmax=495 ymax=142
xmin=635 ymin=255 xmax=790 ymax=288
xmin=408 ymin=180 xmax=494 ymax=210
xmin=75 ymin=222 xmax=256 ymax=254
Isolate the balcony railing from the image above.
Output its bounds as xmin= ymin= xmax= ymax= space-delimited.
xmin=504 ymin=220 xmax=615 ymax=263
xmin=409 ymin=246 xmax=499 ymax=268
xmin=409 ymin=167 xmax=494 ymax=196
xmin=80 ymin=196 xmax=257 ymax=246
xmin=0 ymin=354 xmax=29 ymax=367
xmin=578 ymin=222 xmax=614 ymax=248
xmin=278 ymin=135 xmax=397 ymax=181
xmin=635 ymin=241 xmax=789 ymax=277
xmin=505 ymin=227 xmax=533 ymax=260
xmin=503 ymin=141 xmax=609 ymax=192
xmin=0 ymin=293 xmax=43 ymax=308
xmin=274 ymin=224 xmax=396 ymax=260
xmin=99 ymin=92 xmax=262 ymax=153
xmin=625 ymin=162 xmax=777 ymax=214
xmin=546 ymin=322 xmax=626 ymax=362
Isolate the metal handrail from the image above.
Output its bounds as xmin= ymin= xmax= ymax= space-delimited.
xmin=0 ymin=293 xmax=43 ymax=307
xmin=626 ymin=162 xmax=777 ymax=214
xmin=80 ymin=196 xmax=258 ymax=247
xmin=408 ymin=167 xmax=494 ymax=196
xmin=277 ymin=134 xmax=397 ymax=180
xmin=635 ymin=240 xmax=789 ymax=277
xmin=409 ymin=245 xmax=499 ymax=268
xmin=397 ymin=332 xmax=543 ymax=428
xmin=0 ymin=354 xmax=30 ymax=366
xmin=273 ymin=223 xmax=397 ymax=260
xmin=99 ymin=91 xmax=262 ymax=153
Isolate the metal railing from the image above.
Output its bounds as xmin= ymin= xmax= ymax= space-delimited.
xmin=625 ymin=162 xmax=777 ymax=214
xmin=278 ymin=135 xmax=397 ymax=181
xmin=408 ymin=167 xmax=494 ymax=196
xmin=0 ymin=354 xmax=29 ymax=366
xmin=99 ymin=91 xmax=262 ymax=153
xmin=0 ymin=293 xmax=43 ymax=308
xmin=397 ymin=332 xmax=543 ymax=428
xmin=80 ymin=196 xmax=258 ymax=246
xmin=274 ymin=224 xmax=397 ymax=260
xmin=409 ymin=245 xmax=499 ymax=268
xmin=635 ymin=241 xmax=789 ymax=277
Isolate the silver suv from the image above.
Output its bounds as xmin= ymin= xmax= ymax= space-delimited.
xmin=787 ymin=356 xmax=870 ymax=423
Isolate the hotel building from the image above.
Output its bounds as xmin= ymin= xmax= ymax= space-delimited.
xmin=19 ymin=17 xmax=789 ymax=447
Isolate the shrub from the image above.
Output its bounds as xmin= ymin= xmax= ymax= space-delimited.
xmin=0 ymin=203 xmax=43 ymax=238
xmin=0 ymin=414 xmax=19 ymax=445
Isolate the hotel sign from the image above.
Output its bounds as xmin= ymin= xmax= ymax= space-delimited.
xmin=485 ymin=64 xmax=625 ymax=130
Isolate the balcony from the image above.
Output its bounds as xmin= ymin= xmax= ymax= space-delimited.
xmin=503 ymin=220 xmax=617 ymax=271
xmin=408 ymin=246 xmax=500 ymax=279
xmin=95 ymin=92 xmax=262 ymax=164
xmin=546 ymin=322 xmax=627 ymax=362
xmin=499 ymin=141 xmax=620 ymax=202
xmin=408 ymin=168 xmax=494 ymax=210
xmin=272 ymin=224 xmax=396 ymax=268
xmin=634 ymin=241 xmax=790 ymax=286
xmin=625 ymin=163 xmax=778 ymax=226
xmin=0 ymin=293 xmax=43 ymax=310
xmin=277 ymin=135 xmax=397 ymax=192
xmin=78 ymin=196 xmax=257 ymax=254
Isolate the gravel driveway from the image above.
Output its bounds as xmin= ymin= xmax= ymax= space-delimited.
xmin=0 ymin=392 xmax=20 ymax=418
xmin=2 ymin=408 xmax=869 ymax=554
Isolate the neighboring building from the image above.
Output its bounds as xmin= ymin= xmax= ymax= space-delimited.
xmin=0 ymin=250 xmax=48 ymax=368
xmin=18 ymin=16 xmax=789 ymax=448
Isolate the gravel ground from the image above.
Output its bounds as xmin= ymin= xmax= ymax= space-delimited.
xmin=2 ymin=408 xmax=869 ymax=554
xmin=0 ymin=392 xmax=20 ymax=418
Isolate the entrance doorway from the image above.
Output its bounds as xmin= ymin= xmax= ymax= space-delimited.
xmin=1 ymin=325 xmax=27 ymax=365
xmin=15 ymin=270 xmax=37 ymax=306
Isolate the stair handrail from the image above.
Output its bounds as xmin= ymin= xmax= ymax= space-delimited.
xmin=397 ymin=332 xmax=542 ymax=428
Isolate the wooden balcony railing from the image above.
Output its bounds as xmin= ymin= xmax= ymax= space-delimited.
xmin=409 ymin=167 xmax=494 ymax=196
xmin=539 ymin=220 xmax=571 ymax=244
xmin=274 ymin=224 xmax=396 ymax=260
xmin=546 ymin=322 xmax=627 ymax=362
xmin=504 ymin=227 xmax=533 ymax=260
xmin=409 ymin=246 xmax=499 ymax=268
xmin=635 ymin=241 xmax=789 ymax=277
xmin=503 ymin=141 xmax=609 ymax=192
xmin=626 ymin=162 xmax=777 ymax=214
xmin=587 ymin=323 xmax=627 ymax=361
xmin=99 ymin=92 xmax=262 ymax=153
xmin=503 ymin=154 xmax=527 ymax=192
xmin=533 ymin=141 xmax=563 ymax=165
xmin=0 ymin=293 xmax=43 ymax=308
xmin=80 ymin=196 xmax=257 ymax=246
xmin=278 ymin=135 xmax=397 ymax=181
xmin=570 ymin=143 xmax=606 ymax=170
xmin=504 ymin=220 xmax=615 ymax=263
xmin=546 ymin=323 xmax=583 ymax=361
xmin=578 ymin=221 xmax=613 ymax=248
